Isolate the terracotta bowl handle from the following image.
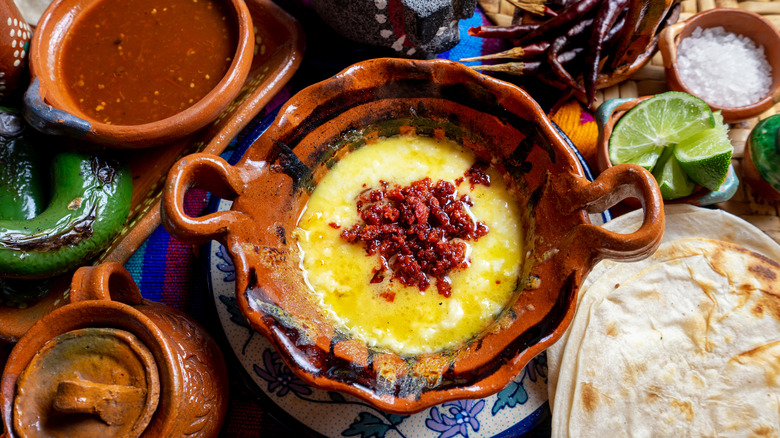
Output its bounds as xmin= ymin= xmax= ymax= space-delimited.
xmin=561 ymin=163 xmax=665 ymax=263
xmin=659 ymin=21 xmax=685 ymax=70
xmin=69 ymin=262 xmax=143 ymax=305
xmin=23 ymin=78 xmax=93 ymax=139
xmin=162 ymin=153 xmax=254 ymax=245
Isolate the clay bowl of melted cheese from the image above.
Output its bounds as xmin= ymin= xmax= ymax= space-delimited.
xmin=162 ymin=58 xmax=665 ymax=413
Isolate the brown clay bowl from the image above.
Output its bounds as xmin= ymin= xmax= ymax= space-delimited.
xmin=0 ymin=0 xmax=31 ymax=104
xmin=23 ymin=0 xmax=254 ymax=148
xmin=596 ymin=95 xmax=740 ymax=206
xmin=1 ymin=262 xmax=229 ymax=437
xmin=659 ymin=8 xmax=780 ymax=123
xmin=161 ymin=58 xmax=665 ymax=414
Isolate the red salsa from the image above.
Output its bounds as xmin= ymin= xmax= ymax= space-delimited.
xmin=340 ymin=163 xmax=491 ymax=298
xmin=60 ymin=0 xmax=237 ymax=125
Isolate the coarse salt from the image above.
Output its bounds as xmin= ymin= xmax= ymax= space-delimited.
xmin=677 ymin=26 xmax=772 ymax=107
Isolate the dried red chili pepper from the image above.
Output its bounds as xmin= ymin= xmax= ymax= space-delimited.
xmin=513 ymin=0 xmax=601 ymax=45
xmin=467 ymin=23 xmax=539 ymax=40
xmin=585 ymin=0 xmax=629 ymax=104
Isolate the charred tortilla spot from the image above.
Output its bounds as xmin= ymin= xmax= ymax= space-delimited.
xmin=580 ymin=382 xmax=601 ymax=413
xmin=671 ymin=400 xmax=694 ymax=422
xmin=606 ymin=322 xmax=618 ymax=337
xmin=756 ymin=295 xmax=780 ymax=321
xmin=749 ymin=264 xmax=777 ymax=281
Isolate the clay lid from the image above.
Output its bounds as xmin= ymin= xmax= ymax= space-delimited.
xmin=12 ymin=327 xmax=160 ymax=438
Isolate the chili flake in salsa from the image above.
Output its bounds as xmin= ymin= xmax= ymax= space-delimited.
xmin=60 ymin=0 xmax=237 ymax=125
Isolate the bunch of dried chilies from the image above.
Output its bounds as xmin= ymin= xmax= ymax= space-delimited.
xmin=465 ymin=0 xmax=681 ymax=107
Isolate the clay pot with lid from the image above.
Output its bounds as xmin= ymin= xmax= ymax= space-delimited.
xmin=0 ymin=262 xmax=229 ymax=438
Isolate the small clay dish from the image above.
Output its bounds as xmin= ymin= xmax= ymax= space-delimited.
xmin=0 ymin=0 xmax=32 ymax=103
xmin=743 ymin=113 xmax=780 ymax=201
xmin=23 ymin=0 xmax=254 ymax=148
xmin=12 ymin=327 xmax=160 ymax=438
xmin=1 ymin=262 xmax=229 ymax=437
xmin=659 ymin=8 xmax=780 ymax=123
xmin=162 ymin=58 xmax=665 ymax=414
xmin=596 ymin=96 xmax=739 ymax=206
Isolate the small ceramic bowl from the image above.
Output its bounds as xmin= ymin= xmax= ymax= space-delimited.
xmin=0 ymin=0 xmax=32 ymax=104
xmin=1 ymin=262 xmax=229 ymax=437
xmin=23 ymin=0 xmax=254 ymax=148
xmin=743 ymin=113 xmax=780 ymax=201
xmin=596 ymin=96 xmax=739 ymax=206
xmin=659 ymin=8 xmax=780 ymax=123
xmin=162 ymin=58 xmax=665 ymax=414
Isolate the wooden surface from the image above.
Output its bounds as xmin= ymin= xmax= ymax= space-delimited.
xmin=478 ymin=0 xmax=780 ymax=244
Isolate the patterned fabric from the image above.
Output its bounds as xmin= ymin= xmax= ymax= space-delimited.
xmin=550 ymin=100 xmax=599 ymax=170
xmin=123 ymin=4 xmax=593 ymax=436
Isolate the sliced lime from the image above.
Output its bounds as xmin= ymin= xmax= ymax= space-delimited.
xmin=652 ymin=147 xmax=696 ymax=200
xmin=609 ymin=91 xmax=715 ymax=171
xmin=675 ymin=127 xmax=733 ymax=191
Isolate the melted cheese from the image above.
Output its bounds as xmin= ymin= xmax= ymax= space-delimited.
xmin=294 ymin=135 xmax=523 ymax=355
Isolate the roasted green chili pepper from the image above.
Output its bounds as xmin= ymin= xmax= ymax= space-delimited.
xmin=0 ymin=107 xmax=47 ymax=221
xmin=0 ymin=152 xmax=132 ymax=279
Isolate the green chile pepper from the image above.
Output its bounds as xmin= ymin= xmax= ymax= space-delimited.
xmin=0 ymin=107 xmax=47 ymax=221
xmin=0 ymin=107 xmax=54 ymax=306
xmin=0 ymin=152 xmax=132 ymax=279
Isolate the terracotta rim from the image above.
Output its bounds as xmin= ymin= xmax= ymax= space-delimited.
xmin=28 ymin=0 xmax=255 ymax=146
xmin=660 ymin=7 xmax=780 ymax=122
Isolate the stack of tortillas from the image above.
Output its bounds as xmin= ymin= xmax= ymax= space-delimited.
xmin=547 ymin=204 xmax=780 ymax=437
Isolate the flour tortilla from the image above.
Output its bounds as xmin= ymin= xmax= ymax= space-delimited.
xmin=547 ymin=204 xmax=780 ymax=409
xmin=551 ymin=238 xmax=780 ymax=437
xmin=13 ymin=0 xmax=53 ymax=25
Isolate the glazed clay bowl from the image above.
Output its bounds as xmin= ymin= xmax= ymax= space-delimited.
xmin=0 ymin=0 xmax=32 ymax=104
xmin=23 ymin=0 xmax=254 ymax=148
xmin=743 ymin=113 xmax=780 ymax=201
xmin=596 ymin=96 xmax=739 ymax=206
xmin=162 ymin=58 xmax=664 ymax=413
xmin=659 ymin=8 xmax=780 ymax=123
xmin=0 ymin=262 xmax=229 ymax=437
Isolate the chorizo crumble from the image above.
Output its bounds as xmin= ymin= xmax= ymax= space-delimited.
xmin=338 ymin=162 xmax=491 ymax=298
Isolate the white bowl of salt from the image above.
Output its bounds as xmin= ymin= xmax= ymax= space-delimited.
xmin=660 ymin=8 xmax=780 ymax=122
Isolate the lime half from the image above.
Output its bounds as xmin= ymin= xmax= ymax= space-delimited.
xmin=609 ymin=91 xmax=715 ymax=170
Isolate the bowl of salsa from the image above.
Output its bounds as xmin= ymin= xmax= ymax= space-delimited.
xmin=161 ymin=58 xmax=665 ymax=414
xmin=23 ymin=0 xmax=254 ymax=148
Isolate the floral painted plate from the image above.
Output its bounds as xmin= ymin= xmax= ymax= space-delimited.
xmin=203 ymin=117 xmax=607 ymax=437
